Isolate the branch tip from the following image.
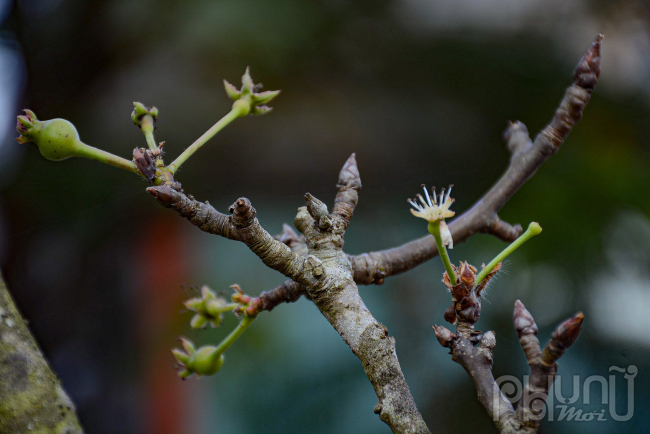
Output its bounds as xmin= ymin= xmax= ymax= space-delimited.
xmin=551 ymin=312 xmax=584 ymax=345
xmin=513 ymin=300 xmax=538 ymax=338
xmin=573 ymin=34 xmax=603 ymax=91
xmin=337 ymin=152 xmax=361 ymax=189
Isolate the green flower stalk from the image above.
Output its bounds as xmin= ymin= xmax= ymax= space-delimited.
xmin=16 ymin=110 xmax=138 ymax=174
xmin=475 ymin=222 xmax=543 ymax=285
xmin=409 ymin=185 xmax=457 ymax=285
xmin=131 ymin=102 xmax=159 ymax=151
xmin=167 ymin=67 xmax=280 ymax=174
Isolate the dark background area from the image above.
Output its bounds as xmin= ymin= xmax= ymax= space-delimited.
xmin=1 ymin=0 xmax=649 ymax=433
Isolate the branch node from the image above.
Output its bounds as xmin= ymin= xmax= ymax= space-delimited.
xmin=504 ymin=121 xmax=533 ymax=155
xmin=230 ymin=197 xmax=256 ymax=227
xmin=433 ymin=324 xmax=456 ymax=347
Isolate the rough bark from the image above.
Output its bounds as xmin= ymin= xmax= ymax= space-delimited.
xmin=152 ymin=154 xmax=430 ymax=433
xmin=349 ymin=34 xmax=603 ymax=285
xmin=0 ymin=275 xmax=83 ymax=434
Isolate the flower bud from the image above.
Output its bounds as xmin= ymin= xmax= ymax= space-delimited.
xmin=224 ymin=68 xmax=280 ymax=116
xmin=183 ymin=285 xmax=231 ymax=329
xmin=172 ymin=338 xmax=225 ymax=378
xmin=131 ymin=102 xmax=158 ymax=127
xmin=16 ymin=111 xmax=88 ymax=161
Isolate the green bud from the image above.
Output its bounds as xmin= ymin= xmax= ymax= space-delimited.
xmin=192 ymin=347 xmax=225 ymax=376
xmin=182 ymin=285 xmax=233 ymax=328
xmin=172 ymin=339 xmax=225 ymax=378
xmin=16 ymin=110 xmax=137 ymax=173
xmin=16 ymin=112 xmax=89 ymax=161
xmin=528 ymin=221 xmax=542 ymax=235
xmin=131 ymin=102 xmax=158 ymax=127
xmin=223 ymin=69 xmax=281 ymax=116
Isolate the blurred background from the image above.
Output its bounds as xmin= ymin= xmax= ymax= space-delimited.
xmin=1 ymin=0 xmax=649 ymax=433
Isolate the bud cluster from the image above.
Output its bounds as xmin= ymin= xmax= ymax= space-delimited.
xmin=172 ymin=284 xmax=259 ymax=379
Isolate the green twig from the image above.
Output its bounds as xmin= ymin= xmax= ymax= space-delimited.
xmin=167 ymin=102 xmax=248 ymax=174
xmin=429 ymin=220 xmax=457 ymax=285
xmin=475 ymin=222 xmax=543 ymax=285
xmin=140 ymin=115 xmax=158 ymax=151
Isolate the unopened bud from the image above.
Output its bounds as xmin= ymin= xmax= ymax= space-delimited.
xmin=131 ymin=102 xmax=158 ymax=127
xmin=513 ymin=300 xmax=538 ymax=338
xmin=224 ymin=68 xmax=280 ymax=116
xmin=172 ymin=338 xmax=225 ymax=378
xmin=433 ymin=324 xmax=456 ymax=347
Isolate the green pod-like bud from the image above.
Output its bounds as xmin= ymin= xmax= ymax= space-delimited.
xmin=16 ymin=110 xmax=137 ymax=173
xmin=172 ymin=339 xmax=225 ymax=378
xmin=223 ymin=69 xmax=281 ymax=116
xmin=17 ymin=114 xmax=87 ymax=161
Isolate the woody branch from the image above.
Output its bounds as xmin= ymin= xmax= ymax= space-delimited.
xmin=150 ymin=154 xmax=430 ymax=433
xmin=432 ymin=266 xmax=584 ymax=433
xmin=349 ymin=34 xmax=603 ymax=285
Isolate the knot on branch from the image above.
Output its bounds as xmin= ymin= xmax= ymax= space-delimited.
xmin=147 ymin=185 xmax=178 ymax=207
xmin=304 ymin=193 xmax=332 ymax=230
xmin=229 ymin=197 xmax=256 ymax=228
xmin=433 ymin=324 xmax=457 ymax=348
xmin=504 ymin=121 xmax=532 ymax=155
xmin=306 ymin=255 xmax=325 ymax=280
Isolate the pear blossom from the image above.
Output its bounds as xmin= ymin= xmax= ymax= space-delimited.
xmin=409 ymin=185 xmax=455 ymax=249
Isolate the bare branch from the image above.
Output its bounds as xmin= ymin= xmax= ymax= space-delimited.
xmin=433 ymin=326 xmax=517 ymax=431
xmin=0 ymin=275 xmax=83 ymax=433
xmin=514 ymin=303 xmax=584 ymax=432
xmin=349 ymin=34 xmax=602 ymax=285
xmin=433 ymin=273 xmax=585 ymax=433
xmin=247 ymin=279 xmax=306 ymax=314
xmin=147 ymin=185 xmax=321 ymax=286
xmin=292 ymin=159 xmax=430 ymax=433
xmin=332 ymin=153 xmax=361 ymax=230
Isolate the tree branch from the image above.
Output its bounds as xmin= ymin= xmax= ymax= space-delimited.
xmin=290 ymin=155 xmax=430 ymax=433
xmin=513 ymin=301 xmax=584 ymax=432
xmin=433 ymin=266 xmax=584 ymax=434
xmin=246 ymin=279 xmax=306 ymax=314
xmin=349 ymin=34 xmax=603 ymax=285
xmin=0 ymin=275 xmax=83 ymax=433
xmin=146 ymin=186 xmax=324 ymax=287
